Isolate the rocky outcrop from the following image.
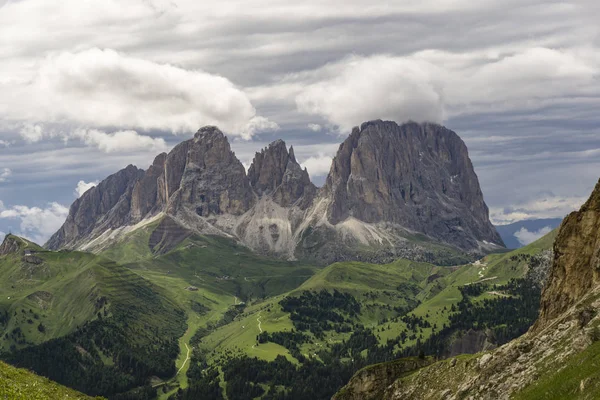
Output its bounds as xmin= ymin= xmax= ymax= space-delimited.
xmin=130 ymin=152 xmax=167 ymax=222
xmin=447 ymin=329 xmax=497 ymax=357
xmin=0 ymin=235 xmax=22 ymax=256
xmin=46 ymin=165 xmax=144 ymax=250
xmin=324 ymin=121 xmax=503 ymax=250
xmin=535 ymin=179 xmax=600 ymax=331
xmin=168 ymin=126 xmax=255 ymax=217
xmin=333 ymin=357 xmax=434 ymax=400
xmin=47 ymin=121 xmax=502 ymax=263
xmin=248 ymin=140 xmax=316 ymax=208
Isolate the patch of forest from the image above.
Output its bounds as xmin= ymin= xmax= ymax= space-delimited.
xmin=174 ymin=277 xmax=542 ymax=400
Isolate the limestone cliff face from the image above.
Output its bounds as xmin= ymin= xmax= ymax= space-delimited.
xmin=247 ymin=140 xmax=316 ymax=208
xmin=324 ymin=120 xmax=503 ymax=250
xmin=46 ymin=165 xmax=144 ymax=250
xmin=535 ymin=179 xmax=600 ymax=330
xmin=46 ymin=121 xmax=502 ymax=262
xmin=168 ymin=126 xmax=255 ymax=217
xmin=46 ymin=127 xmax=255 ymax=250
xmin=130 ymin=152 xmax=167 ymax=222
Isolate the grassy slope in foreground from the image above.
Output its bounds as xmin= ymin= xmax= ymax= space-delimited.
xmin=514 ymin=338 xmax=600 ymax=400
xmin=0 ymin=360 xmax=97 ymax=400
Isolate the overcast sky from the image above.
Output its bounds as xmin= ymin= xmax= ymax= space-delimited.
xmin=0 ymin=0 xmax=599 ymax=244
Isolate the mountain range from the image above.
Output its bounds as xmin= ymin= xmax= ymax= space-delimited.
xmin=3 ymin=120 xmax=597 ymax=400
xmin=47 ymin=120 xmax=503 ymax=265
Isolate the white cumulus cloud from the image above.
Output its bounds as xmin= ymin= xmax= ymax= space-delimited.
xmin=71 ymin=129 xmax=168 ymax=153
xmin=294 ymin=48 xmax=598 ymax=132
xmin=75 ymin=180 xmax=100 ymax=197
xmin=19 ymin=123 xmax=44 ymax=143
xmin=0 ymin=202 xmax=69 ymax=244
xmin=296 ymin=55 xmax=445 ymax=132
xmin=308 ymin=123 xmax=322 ymax=132
xmin=301 ymin=154 xmax=333 ymax=178
xmin=0 ymin=168 xmax=11 ymax=183
xmin=489 ymin=194 xmax=587 ymax=225
xmin=514 ymin=226 xmax=554 ymax=246
xmin=4 ymin=48 xmax=276 ymax=139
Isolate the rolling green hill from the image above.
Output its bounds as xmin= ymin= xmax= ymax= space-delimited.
xmin=0 ymin=223 xmax=556 ymax=400
xmin=0 ymin=234 xmax=187 ymax=398
xmin=172 ymin=230 xmax=556 ymax=399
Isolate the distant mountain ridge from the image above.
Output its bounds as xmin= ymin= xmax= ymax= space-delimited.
xmin=495 ymin=218 xmax=563 ymax=249
xmin=47 ymin=121 xmax=504 ymax=263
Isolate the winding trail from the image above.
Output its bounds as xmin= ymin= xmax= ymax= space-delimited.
xmin=176 ymin=344 xmax=191 ymax=376
xmin=257 ymin=312 xmax=263 ymax=333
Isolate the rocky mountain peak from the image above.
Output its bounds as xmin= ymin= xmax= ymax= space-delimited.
xmin=288 ymin=145 xmax=297 ymax=163
xmin=0 ymin=235 xmax=22 ymax=256
xmin=47 ymin=121 xmax=502 ymax=261
xmin=248 ymin=139 xmax=316 ymax=208
xmin=46 ymin=164 xmax=144 ymax=249
xmin=323 ymin=120 xmax=503 ymax=250
xmin=166 ymin=126 xmax=254 ymax=217
xmin=194 ymin=125 xmax=226 ymax=141
xmin=535 ymin=178 xmax=600 ymax=331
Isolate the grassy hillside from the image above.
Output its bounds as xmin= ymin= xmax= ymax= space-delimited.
xmin=0 ymin=360 xmax=97 ymax=399
xmin=0 ymin=240 xmax=114 ymax=350
xmin=0 ymin=224 xmax=557 ymax=399
xmin=96 ymin=219 xmax=321 ymax=397
xmin=0 ymin=234 xmax=187 ymax=398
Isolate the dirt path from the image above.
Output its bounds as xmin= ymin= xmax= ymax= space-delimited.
xmin=257 ymin=312 xmax=263 ymax=333
xmin=466 ymin=276 xmax=498 ymax=285
xmin=487 ymin=290 xmax=509 ymax=297
xmin=176 ymin=344 xmax=191 ymax=376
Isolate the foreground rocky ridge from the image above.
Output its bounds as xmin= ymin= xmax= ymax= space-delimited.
xmin=335 ymin=179 xmax=600 ymax=400
xmin=47 ymin=121 xmax=503 ymax=263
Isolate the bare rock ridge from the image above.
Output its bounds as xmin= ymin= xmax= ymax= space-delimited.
xmin=334 ymin=178 xmax=600 ymax=400
xmin=247 ymin=139 xmax=316 ymax=208
xmin=168 ymin=126 xmax=255 ymax=217
xmin=46 ymin=121 xmax=503 ymax=262
xmin=535 ymin=178 xmax=600 ymax=330
xmin=46 ymin=165 xmax=144 ymax=250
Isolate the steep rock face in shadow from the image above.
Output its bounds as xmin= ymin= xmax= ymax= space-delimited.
xmin=324 ymin=121 xmax=503 ymax=250
xmin=535 ymin=179 xmax=600 ymax=331
xmin=168 ymin=126 xmax=255 ymax=217
xmin=130 ymin=152 xmax=167 ymax=222
xmin=247 ymin=139 xmax=316 ymax=208
xmin=46 ymin=165 xmax=144 ymax=250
